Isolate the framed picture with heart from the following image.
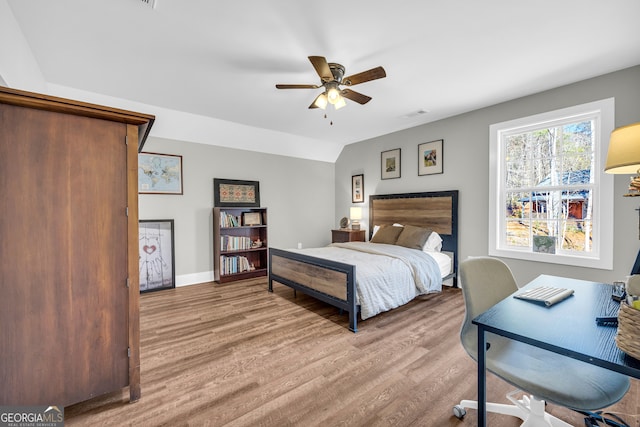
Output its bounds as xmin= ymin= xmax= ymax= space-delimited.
xmin=139 ymin=219 xmax=175 ymax=293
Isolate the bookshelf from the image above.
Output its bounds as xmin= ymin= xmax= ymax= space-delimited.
xmin=213 ymin=207 xmax=267 ymax=283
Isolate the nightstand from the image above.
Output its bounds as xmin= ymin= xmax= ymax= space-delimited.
xmin=331 ymin=229 xmax=366 ymax=243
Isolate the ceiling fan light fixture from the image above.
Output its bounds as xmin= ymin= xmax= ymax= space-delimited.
xmin=327 ymin=84 xmax=341 ymax=105
xmin=276 ymin=56 xmax=386 ymax=111
xmin=313 ymin=93 xmax=328 ymax=109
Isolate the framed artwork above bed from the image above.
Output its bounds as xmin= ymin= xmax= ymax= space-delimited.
xmin=352 ymin=174 xmax=364 ymax=203
xmin=418 ymin=139 xmax=444 ymax=176
xmin=381 ymin=148 xmax=401 ymax=180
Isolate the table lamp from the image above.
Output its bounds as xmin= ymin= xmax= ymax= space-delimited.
xmin=605 ymin=122 xmax=640 ymax=196
xmin=350 ymin=207 xmax=362 ymax=230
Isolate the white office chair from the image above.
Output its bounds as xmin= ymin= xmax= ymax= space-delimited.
xmin=453 ymin=257 xmax=630 ymax=427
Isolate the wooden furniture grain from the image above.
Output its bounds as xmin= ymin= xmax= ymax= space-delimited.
xmin=269 ymin=190 xmax=459 ymax=332
xmin=0 ymin=86 xmax=154 ymax=406
xmin=214 ymin=207 xmax=268 ymax=283
xmin=331 ymin=229 xmax=365 ymax=243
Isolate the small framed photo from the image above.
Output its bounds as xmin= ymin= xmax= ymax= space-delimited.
xmin=243 ymin=211 xmax=262 ymax=226
xmin=138 ymin=152 xmax=183 ymax=194
xmin=214 ymin=178 xmax=260 ymax=207
xmin=418 ymin=139 xmax=444 ymax=176
xmin=139 ymin=219 xmax=175 ymax=293
xmin=352 ymin=174 xmax=364 ymax=203
xmin=381 ymin=148 xmax=401 ymax=180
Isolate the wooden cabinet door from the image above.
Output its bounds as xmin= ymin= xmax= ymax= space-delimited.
xmin=0 ymin=104 xmax=129 ymax=405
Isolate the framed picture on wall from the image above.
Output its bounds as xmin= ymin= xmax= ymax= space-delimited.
xmin=138 ymin=152 xmax=183 ymax=194
xmin=243 ymin=211 xmax=262 ymax=226
xmin=381 ymin=148 xmax=401 ymax=180
xmin=214 ymin=178 xmax=261 ymax=207
xmin=418 ymin=139 xmax=444 ymax=176
xmin=352 ymin=174 xmax=364 ymax=203
xmin=139 ymin=219 xmax=175 ymax=293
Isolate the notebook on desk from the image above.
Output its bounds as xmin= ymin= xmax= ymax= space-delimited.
xmin=514 ymin=286 xmax=575 ymax=307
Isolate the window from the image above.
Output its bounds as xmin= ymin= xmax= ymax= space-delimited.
xmin=489 ymin=99 xmax=614 ymax=269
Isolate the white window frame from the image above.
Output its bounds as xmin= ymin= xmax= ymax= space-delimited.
xmin=489 ymin=98 xmax=614 ymax=269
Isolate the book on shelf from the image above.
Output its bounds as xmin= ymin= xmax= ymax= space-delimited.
xmin=220 ymin=255 xmax=256 ymax=275
xmin=220 ymin=235 xmax=252 ymax=251
xmin=219 ymin=211 xmax=242 ymax=227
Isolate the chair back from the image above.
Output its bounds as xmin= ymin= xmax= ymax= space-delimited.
xmin=459 ymin=257 xmax=518 ymax=360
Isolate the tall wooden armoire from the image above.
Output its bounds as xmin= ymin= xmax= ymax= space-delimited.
xmin=0 ymin=86 xmax=154 ymax=406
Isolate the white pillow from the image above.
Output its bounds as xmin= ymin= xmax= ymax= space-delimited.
xmin=423 ymin=231 xmax=443 ymax=252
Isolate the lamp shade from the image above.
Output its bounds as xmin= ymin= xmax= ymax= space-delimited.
xmin=313 ymin=93 xmax=328 ymax=110
xmin=327 ymin=85 xmax=340 ymax=105
xmin=605 ymin=122 xmax=640 ymax=174
xmin=350 ymin=207 xmax=362 ymax=220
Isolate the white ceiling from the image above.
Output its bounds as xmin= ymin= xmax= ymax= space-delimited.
xmin=7 ymin=0 xmax=640 ymax=155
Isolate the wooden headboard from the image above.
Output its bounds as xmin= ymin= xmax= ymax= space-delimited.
xmin=369 ymin=190 xmax=459 ymax=281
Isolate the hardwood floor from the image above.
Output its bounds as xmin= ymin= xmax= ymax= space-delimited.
xmin=65 ymin=279 xmax=639 ymax=426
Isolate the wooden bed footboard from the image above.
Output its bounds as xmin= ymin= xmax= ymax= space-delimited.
xmin=268 ymin=248 xmax=359 ymax=332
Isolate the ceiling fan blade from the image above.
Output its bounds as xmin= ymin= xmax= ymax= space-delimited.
xmin=342 ymin=66 xmax=386 ymax=86
xmin=308 ymin=56 xmax=333 ymax=82
xmin=276 ymin=84 xmax=319 ymax=89
xmin=341 ymin=89 xmax=372 ymax=105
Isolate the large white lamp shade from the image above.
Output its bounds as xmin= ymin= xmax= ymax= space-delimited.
xmin=605 ymin=122 xmax=640 ymax=174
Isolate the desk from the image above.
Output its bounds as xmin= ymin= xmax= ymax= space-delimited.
xmin=473 ymin=275 xmax=640 ymax=427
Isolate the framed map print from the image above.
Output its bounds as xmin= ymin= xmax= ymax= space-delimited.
xmin=139 ymin=219 xmax=175 ymax=293
xmin=138 ymin=152 xmax=183 ymax=194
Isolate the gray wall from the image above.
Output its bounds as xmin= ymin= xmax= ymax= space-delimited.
xmin=140 ymin=137 xmax=335 ymax=285
xmin=336 ymin=65 xmax=640 ymax=285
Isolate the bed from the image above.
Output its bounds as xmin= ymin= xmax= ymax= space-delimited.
xmin=268 ymin=190 xmax=458 ymax=332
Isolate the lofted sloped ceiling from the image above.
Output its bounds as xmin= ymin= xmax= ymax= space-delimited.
xmin=6 ymin=0 xmax=640 ymax=161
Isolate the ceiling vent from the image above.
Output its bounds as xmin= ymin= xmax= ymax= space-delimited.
xmin=402 ymin=109 xmax=429 ymax=119
xmin=140 ymin=0 xmax=157 ymax=9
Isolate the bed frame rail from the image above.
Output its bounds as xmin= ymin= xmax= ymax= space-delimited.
xmin=268 ymin=248 xmax=359 ymax=332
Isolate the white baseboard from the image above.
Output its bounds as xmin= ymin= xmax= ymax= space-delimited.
xmin=176 ymin=271 xmax=214 ymax=287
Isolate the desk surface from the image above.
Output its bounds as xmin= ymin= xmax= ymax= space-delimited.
xmin=473 ymin=274 xmax=640 ymax=378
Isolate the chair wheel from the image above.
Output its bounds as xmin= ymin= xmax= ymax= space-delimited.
xmin=453 ymin=405 xmax=466 ymax=419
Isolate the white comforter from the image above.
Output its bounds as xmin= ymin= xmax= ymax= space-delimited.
xmin=295 ymin=242 xmax=442 ymax=320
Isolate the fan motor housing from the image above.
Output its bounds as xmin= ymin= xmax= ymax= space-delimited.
xmin=328 ymin=63 xmax=345 ymax=83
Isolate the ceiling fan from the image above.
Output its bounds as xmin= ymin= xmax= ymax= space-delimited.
xmin=276 ymin=56 xmax=386 ymax=110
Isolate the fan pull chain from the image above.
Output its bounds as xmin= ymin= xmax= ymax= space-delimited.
xmin=323 ymin=113 xmax=334 ymax=126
